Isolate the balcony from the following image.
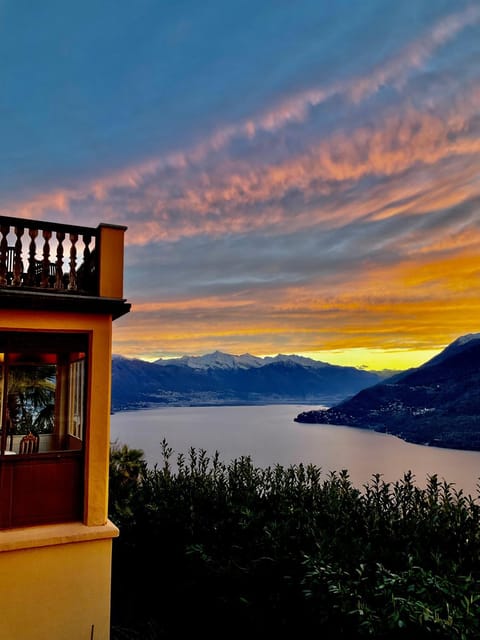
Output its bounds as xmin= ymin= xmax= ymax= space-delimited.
xmin=0 ymin=215 xmax=130 ymax=319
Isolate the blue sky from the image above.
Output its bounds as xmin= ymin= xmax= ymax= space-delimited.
xmin=1 ymin=1 xmax=480 ymax=369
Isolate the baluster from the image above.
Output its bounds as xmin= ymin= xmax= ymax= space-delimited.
xmin=55 ymin=231 xmax=65 ymax=289
xmin=41 ymin=230 xmax=52 ymax=288
xmin=90 ymin=237 xmax=98 ymax=295
xmin=79 ymin=233 xmax=92 ymax=291
xmin=83 ymin=233 xmax=92 ymax=267
xmin=13 ymin=226 xmax=24 ymax=286
xmin=68 ymin=233 xmax=78 ymax=290
xmin=27 ymin=228 xmax=39 ymax=286
xmin=0 ymin=225 xmax=9 ymax=286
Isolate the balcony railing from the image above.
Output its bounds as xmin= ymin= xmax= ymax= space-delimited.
xmin=0 ymin=216 xmax=98 ymax=296
xmin=0 ymin=216 xmax=129 ymax=306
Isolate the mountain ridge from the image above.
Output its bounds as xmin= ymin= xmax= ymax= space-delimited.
xmin=295 ymin=333 xmax=480 ymax=451
xmin=111 ymin=351 xmax=384 ymax=411
xmin=153 ymin=350 xmax=343 ymax=370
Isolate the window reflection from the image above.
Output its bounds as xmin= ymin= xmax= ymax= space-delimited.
xmin=0 ymin=344 xmax=86 ymax=455
xmin=7 ymin=364 xmax=56 ymax=436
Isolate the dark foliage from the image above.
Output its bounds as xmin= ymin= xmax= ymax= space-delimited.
xmin=109 ymin=441 xmax=480 ymax=639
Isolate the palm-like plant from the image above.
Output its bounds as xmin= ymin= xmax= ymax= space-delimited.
xmin=7 ymin=365 xmax=56 ymax=435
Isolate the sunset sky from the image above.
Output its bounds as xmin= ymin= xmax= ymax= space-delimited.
xmin=1 ymin=1 xmax=479 ymax=370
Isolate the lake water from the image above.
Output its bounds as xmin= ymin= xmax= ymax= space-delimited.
xmin=110 ymin=404 xmax=480 ymax=498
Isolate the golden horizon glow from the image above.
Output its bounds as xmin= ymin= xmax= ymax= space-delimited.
xmin=296 ymin=348 xmax=441 ymax=372
xmin=115 ymin=345 xmax=443 ymax=373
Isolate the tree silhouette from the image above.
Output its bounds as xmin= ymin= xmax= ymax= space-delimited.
xmin=7 ymin=365 xmax=56 ymax=435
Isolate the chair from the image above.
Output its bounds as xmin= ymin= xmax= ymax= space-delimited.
xmin=1 ymin=410 xmax=17 ymax=451
xmin=18 ymin=432 xmax=40 ymax=455
xmin=4 ymin=246 xmax=24 ymax=286
xmin=6 ymin=414 xmax=14 ymax=451
xmin=34 ymin=260 xmax=57 ymax=287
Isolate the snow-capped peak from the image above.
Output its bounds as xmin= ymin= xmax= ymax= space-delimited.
xmin=263 ymin=354 xmax=329 ymax=368
xmin=154 ymin=351 xmax=328 ymax=370
xmin=154 ymin=351 xmax=265 ymax=370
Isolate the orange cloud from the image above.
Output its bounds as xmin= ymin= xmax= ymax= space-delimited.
xmin=114 ymin=240 xmax=480 ymax=365
xmin=132 ymin=297 xmax=255 ymax=313
xmin=113 ymin=285 xmax=480 ymax=363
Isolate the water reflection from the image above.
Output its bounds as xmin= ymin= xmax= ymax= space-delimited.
xmin=111 ymin=404 xmax=480 ymax=498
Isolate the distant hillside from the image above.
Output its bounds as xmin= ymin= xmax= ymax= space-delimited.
xmin=295 ymin=333 xmax=480 ymax=451
xmin=111 ymin=351 xmax=382 ymax=411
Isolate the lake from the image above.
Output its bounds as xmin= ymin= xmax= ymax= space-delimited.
xmin=110 ymin=404 xmax=480 ymax=498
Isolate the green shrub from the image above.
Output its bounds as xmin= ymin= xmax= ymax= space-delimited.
xmin=109 ymin=441 xmax=480 ymax=639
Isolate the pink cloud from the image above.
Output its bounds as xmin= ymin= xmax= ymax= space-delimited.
xmin=3 ymin=5 xmax=479 ymax=237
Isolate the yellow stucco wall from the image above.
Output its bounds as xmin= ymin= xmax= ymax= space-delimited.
xmin=98 ymin=224 xmax=127 ymax=299
xmin=0 ymin=523 xmax=118 ymax=640
xmin=0 ymin=309 xmax=117 ymax=638
xmin=0 ymin=221 xmax=128 ymax=640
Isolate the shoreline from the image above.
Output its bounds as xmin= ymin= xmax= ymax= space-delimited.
xmin=112 ymin=401 xmax=480 ymax=454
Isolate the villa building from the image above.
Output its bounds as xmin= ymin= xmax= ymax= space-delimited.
xmin=0 ymin=215 xmax=130 ymax=639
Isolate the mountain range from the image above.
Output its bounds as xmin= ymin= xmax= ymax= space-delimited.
xmin=153 ymin=351 xmax=340 ymax=370
xmin=295 ymin=333 xmax=480 ymax=451
xmin=111 ymin=351 xmax=384 ymax=411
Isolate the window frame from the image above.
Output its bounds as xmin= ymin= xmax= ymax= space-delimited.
xmin=0 ymin=330 xmax=89 ymax=529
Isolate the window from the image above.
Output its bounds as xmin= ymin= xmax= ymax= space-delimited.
xmin=0 ymin=331 xmax=88 ymax=528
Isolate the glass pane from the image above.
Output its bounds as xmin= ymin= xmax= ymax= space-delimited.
xmin=68 ymin=358 xmax=85 ymax=446
xmin=6 ymin=365 xmax=56 ymax=454
xmin=7 ymin=364 xmax=56 ymax=434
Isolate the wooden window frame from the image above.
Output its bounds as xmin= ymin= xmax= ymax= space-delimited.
xmin=0 ymin=331 xmax=89 ymax=529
